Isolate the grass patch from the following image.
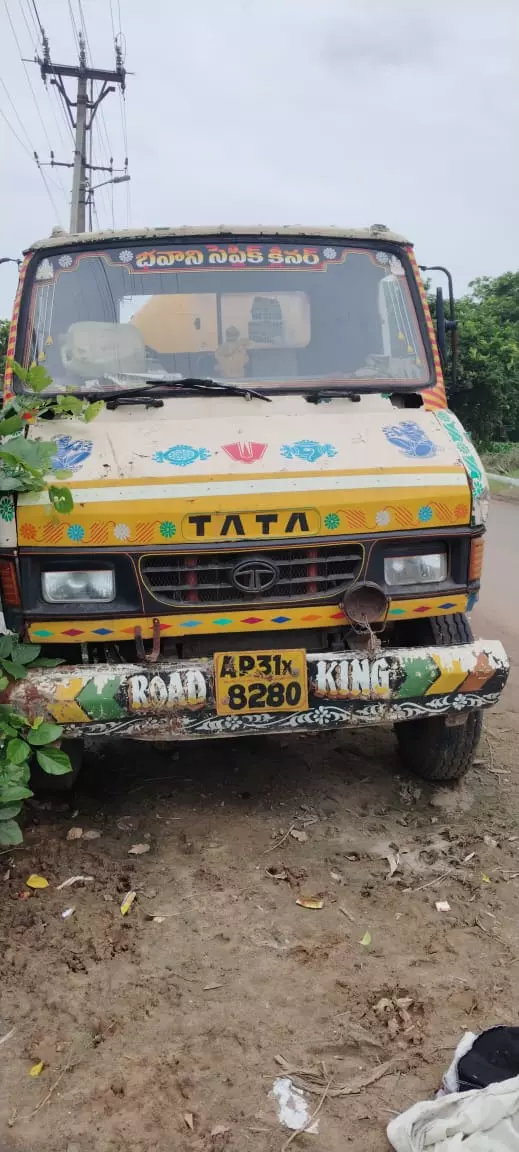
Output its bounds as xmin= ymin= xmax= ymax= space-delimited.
xmin=489 ymin=477 xmax=519 ymax=500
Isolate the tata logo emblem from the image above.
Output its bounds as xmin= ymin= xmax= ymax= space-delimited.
xmin=222 ymin=441 xmax=267 ymax=463
xmin=231 ymin=557 xmax=279 ymax=594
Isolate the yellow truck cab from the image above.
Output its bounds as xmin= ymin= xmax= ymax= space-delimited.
xmin=1 ymin=225 xmax=509 ymax=781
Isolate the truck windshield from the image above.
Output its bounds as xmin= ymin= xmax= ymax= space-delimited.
xmin=20 ymin=240 xmax=431 ymax=393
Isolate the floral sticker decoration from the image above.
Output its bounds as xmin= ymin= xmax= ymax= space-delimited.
xmin=67 ymin=524 xmax=85 ymax=542
xmin=324 ymin=512 xmax=340 ymax=530
xmin=418 ymin=505 xmax=433 ymax=523
xmin=153 ymin=445 xmax=212 ymax=467
xmin=383 ymin=421 xmax=438 ymax=460
xmin=322 ymin=247 xmax=338 ymax=260
xmin=58 ymin=254 xmax=73 ymax=269
xmin=118 ymin=249 xmax=134 ymax=263
xmin=0 ymin=496 xmax=15 ymax=522
xmin=375 ymin=509 xmax=391 ymax=527
xmin=280 ymin=440 xmax=338 ymax=463
xmin=159 ymin=521 xmax=176 ymax=538
xmin=113 ymin=523 xmax=131 ymax=541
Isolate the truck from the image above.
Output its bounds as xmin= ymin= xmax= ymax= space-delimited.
xmin=0 ymin=225 xmax=509 ymax=782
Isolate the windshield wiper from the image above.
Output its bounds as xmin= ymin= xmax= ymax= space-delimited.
xmin=101 ymin=374 xmax=271 ymax=403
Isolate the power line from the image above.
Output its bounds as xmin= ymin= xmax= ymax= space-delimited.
xmin=3 ymin=0 xmax=69 ymax=204
xmin=29 ymin=0 xmax=44 ymax=37
xmin=0 ymin=102 xmax=33 ymax=157
xmin=0 ymin=74 xmax=34 ymax=154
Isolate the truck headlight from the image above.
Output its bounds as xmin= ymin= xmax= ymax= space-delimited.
xmin=42 ymin=570 xmax=115 ymax=603
xmin=384 ymin=553 xmax=447 ymax=587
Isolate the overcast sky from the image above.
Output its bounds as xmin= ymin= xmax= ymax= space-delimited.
xmin=0 ymin=0 xmax=518 ymax=316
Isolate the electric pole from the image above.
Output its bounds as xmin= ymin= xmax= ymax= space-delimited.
xmin=31 ymin=31 xmax=129 ymax=233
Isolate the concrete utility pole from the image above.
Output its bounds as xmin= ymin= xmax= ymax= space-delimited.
xmin=33 ymin=33 xmax=128 ymax=233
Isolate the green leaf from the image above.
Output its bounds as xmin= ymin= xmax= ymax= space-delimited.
xmin=31 ymin=657 xmax=63 ymax=668
xmin=0 ymin=476 xmax=26 ymax=491
xmin=84 ymin=400 xmax=104 ymax=422
xmin=9 ymin=359 xmax=28 ymax=383
xmin=27 ymin=722 xmax=63 ymax=747
xmin=4 ymin=760 xmax=31 ymax=785
xmin=48 ymin=485 xmax=74 ymax=514
xmin=6 ymin=738 xmax=31 ymax=763
xmin=26 ymin=364 xmax=53 ymax=393
xmin=0 ymin=707 xmax=26 ymax=728
xmin=0 ymin=636 xmax=15 ymax=660
xmin=0 ymin=802 xmax=22 ymax=820
xmin=0 ymin=415 xmax=23 ymax=437
xmin=0 ymin=819 xmax=23 ymax=845
xmin=57 ymin=395 xmax=83 ymax=416
xmin=36 ymin=747 xmax=71 ymax=776
xmin=11 ymin=644 xmax=41 ymax=665
xmin=0 ymin=437 xmax=55 ymax=475
xmin=0 ymin=722 xmax=18 ymax=738
xmin=0 ymin=783 xmax=32 ymax=802
xmin=0 ymin=659 xmax=29 ymax=680
xmin=0 ymin=677 xmax=9 ymax=692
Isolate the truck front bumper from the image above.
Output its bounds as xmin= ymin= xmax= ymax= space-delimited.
xmin=1 ymin=639 xmax=509 ymax=740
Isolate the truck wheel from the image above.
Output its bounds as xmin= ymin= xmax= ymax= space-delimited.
xmin=30 ymin=739 xmax=84 ymax=794
xmin=395 ymin=613 xmax=482 ymax=782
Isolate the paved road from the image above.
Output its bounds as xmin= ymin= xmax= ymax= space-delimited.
xmin=474 ymin=498 xmax=519 ymax=709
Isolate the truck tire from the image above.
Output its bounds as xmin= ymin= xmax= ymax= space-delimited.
xmin=395 ymin=613 xmax=482 ymax=782
xmin=30 ymin=739 xmax=84 ymax=793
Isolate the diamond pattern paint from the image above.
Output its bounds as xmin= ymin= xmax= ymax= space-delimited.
xmin=271 ymin=616 xmax=291 ymax=623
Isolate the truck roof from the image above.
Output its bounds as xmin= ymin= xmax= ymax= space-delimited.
xmin=27 ymin=223 xmax=411 ymax=252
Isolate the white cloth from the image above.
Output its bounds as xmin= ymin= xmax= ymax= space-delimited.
xmin=387 ymin=1074 xmax=519 ymax=1151
xmin=439 ymin=1030 xmax=478 ymax=1095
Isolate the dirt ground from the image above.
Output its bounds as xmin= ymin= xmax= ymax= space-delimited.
xmin=1 ymin=500 xmax=518 ymax=1152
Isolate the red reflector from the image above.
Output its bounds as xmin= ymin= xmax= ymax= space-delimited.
xmin=0 ymin=559 xmax=20 ymax=607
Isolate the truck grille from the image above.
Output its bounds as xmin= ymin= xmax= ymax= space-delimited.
xmin=140 ymin=544 xmax=363 ymax=606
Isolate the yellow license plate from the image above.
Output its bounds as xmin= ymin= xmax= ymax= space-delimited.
xmin=214 ymin=649 xmax=308 ymax=715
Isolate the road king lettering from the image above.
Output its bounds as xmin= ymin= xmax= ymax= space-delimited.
xmin=183 ymin=508 xmax=317 ymax=540
xmin=129 ymin=670 xmax=207 ymax=710
xmin=314 ymin=657 xmax=394 ymax=697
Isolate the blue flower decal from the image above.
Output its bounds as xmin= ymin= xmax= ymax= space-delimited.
xmin=51 ymin=436 xmax=93 ymax=472
xmin=153 ymin=445 xmax=212 ymax=467
xmin=280 ymin=440 xmax=338 ymax=463
xmin=67 ymin=524 xmax=85 ymax=541
xmin=324 ymin=512 xmax=340 ymax=529
xmin=159 ymin=520 xmax=176 ymax=538
xmin=383 ymin=421 xmax=438 ymax=459
xmin=418 ymin=505 xmax=433 ymax=522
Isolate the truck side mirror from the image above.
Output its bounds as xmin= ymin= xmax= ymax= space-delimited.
xmin=435 ymin=286 xmax=447 ymax=371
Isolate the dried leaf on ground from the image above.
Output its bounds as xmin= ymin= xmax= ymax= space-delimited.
xmin=183 ymin=1111 xmax=194 ymax=1130
xmin=481 ymin=873 xmax=491 ymax=884
xmin=211 ymin=1124 xmax=230 ymax=1137
xmin=296 ymin=896 xmax=323 ymax=910
xmin=83 ymin=830 xmax=101 ymax=841
xmin=66 ymin=827 xmax=83 ymax=841
xmin=61 ymin=907 xmax=75 ymax=919
xmin=56 ymin=875 xmax=94 ymax=890
xmin=128 ymin=843 xmax=150 ymax=855
xmin=386 ymin=851 xmax=400 ymax=878
xmin=120 ymin=890 xmax=136 ymax=916
xmin=435 ymin=900 xmax=451 ymax=911
xmin=360 ymin=930 xmax=372 ymax=947
xmin=290 ymin=829 xmax=308 ymax=843
xmin=483 ymin=834 xmax=498 ymax=848
xmin=26 ymin=874 xmax=48 ymax=889
xmin=29 ymin=1060 xmax=44 ymax=1077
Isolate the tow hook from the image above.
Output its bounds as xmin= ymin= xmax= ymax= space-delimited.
xmin=134 ymin=617 xmax=161 ymax=663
